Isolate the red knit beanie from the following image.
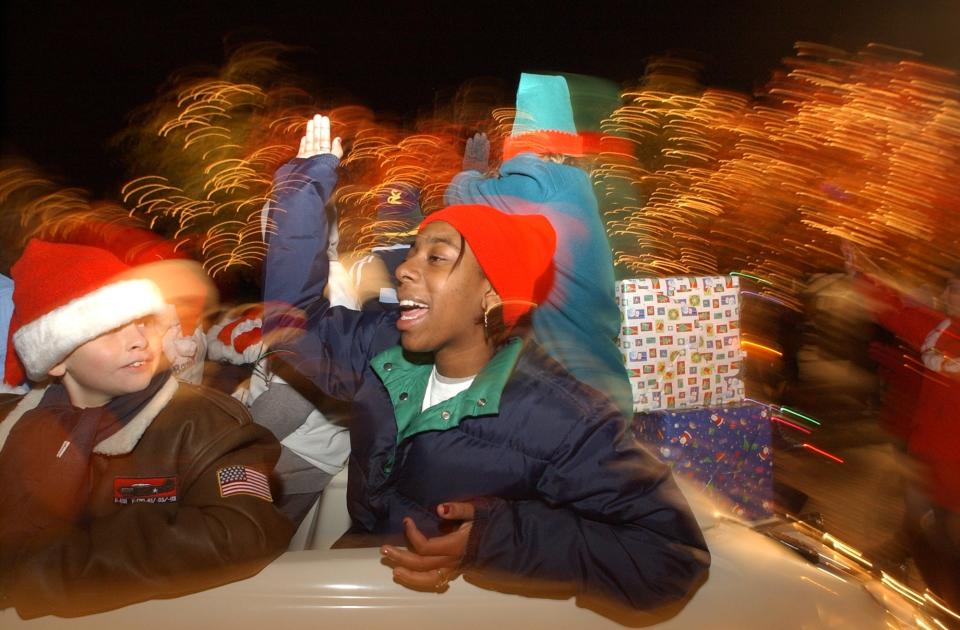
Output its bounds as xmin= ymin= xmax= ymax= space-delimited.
xmin=419 ymin=205 xmax=556 ymax=328
xmin=4 ymin=240 xmax=167 ymax=385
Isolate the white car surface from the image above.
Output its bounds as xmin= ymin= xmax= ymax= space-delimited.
xmin=5 ymin=470 xmax=956 ymax=630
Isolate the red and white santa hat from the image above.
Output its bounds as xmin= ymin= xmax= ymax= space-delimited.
xmin=4 ymin=240 xmax=167 ymax=385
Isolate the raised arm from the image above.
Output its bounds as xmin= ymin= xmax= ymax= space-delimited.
xmin=461 ymin=132 xmax=490 ymax=173
xmin=444 ymin=151 xmax=565 ymax=209
xmin=263 ymin=115 xmax=395 ymax=401
xmin=264 ymin=114 xmax=342 ymax=311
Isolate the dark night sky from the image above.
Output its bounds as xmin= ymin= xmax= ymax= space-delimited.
xmin=3 ymin=0 xmax=960 ymax=197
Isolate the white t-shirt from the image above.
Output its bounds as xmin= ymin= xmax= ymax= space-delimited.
xmin=422 ymin=366 xmax=476 ymax=411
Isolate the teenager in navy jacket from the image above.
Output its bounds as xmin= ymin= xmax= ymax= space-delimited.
xmin=263 ymin=115 xmax=708 ymax=611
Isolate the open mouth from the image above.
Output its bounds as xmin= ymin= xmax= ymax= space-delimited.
xmin=397 ymin=299 xmax=430 ymax=329
xmin=124 ymin=356 xmax=153 ymax=370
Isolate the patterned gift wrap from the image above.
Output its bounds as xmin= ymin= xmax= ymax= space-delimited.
xmin=633 ymin=403 xmax=774 ymax=520
xmin=616 ymin=276 xmax=745 ymax=413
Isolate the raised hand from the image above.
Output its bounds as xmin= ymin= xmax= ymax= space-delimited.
xmin=297 ymin=114 xmax=343 ymax=159
xmin=462 ymin=132 xmax=490 ymax=172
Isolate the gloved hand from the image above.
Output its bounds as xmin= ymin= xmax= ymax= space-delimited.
xmin=462 ymin=132 xmax=490 ymax=172
xmin=207 ymin=305 xmax=264 ymax=366
xmin=160 ymin=304 xmax=207 ymax=384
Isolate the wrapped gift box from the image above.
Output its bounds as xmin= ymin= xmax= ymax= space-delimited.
xmin=616 ymin=276 xmax=745 ymax=412
xmin=633 ymin=402 xmax=774 ymax=520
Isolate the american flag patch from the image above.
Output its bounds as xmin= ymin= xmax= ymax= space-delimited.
xmin=216 ymin=466 xmax=273 ymax=502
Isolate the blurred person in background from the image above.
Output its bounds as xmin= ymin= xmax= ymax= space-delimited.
xmin=846 ymin=243 xmax=960 ymax=609
xmin=339 ymin=183 xmax=424 ymax=311
xmin=206 ymin=301 xmax=351 ymax=527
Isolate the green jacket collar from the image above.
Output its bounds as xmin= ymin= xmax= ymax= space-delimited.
xmin=371 ymin=338 xmax=522 ymax=445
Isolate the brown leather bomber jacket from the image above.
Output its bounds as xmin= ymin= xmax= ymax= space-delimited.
xmin=0 ymin=377 xmax=294 ymax=619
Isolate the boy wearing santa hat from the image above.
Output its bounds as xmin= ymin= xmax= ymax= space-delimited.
xmin=0 ymin=240 xmax=292 ymax=618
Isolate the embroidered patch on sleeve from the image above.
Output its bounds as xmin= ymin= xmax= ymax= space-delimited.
xmin=216 ymin=465 xmax=273 ymax=502
xmin=114 ymin=476 xmax=178 ymax=504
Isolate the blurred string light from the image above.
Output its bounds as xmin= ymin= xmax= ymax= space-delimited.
xmin=740 ymin=339 xmax=783 ymax=357
xmin=924 ymin=593 xmax=960 ymax=623
xmin=0 ymin=162 xmax=143 ymax=270
xmin=76 ymin=39 xmax=960 ymax=298
xmin=822 ymin=532 xmax=872 ymax=568
xmin=779 ymin=406 xmax=823 ymax=427
xmin=770 ymin=415 xmax=812 ymax=434
xmin=118 ymin=43 xmax=314 ymax=277
xmin=119 ymin=44 xmax=508 ymax=274
xmin=596 ymin=43 xmax=960 ymax=313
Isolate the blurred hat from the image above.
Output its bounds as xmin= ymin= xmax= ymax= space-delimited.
xmin=502 ymin=73 xmax=583 ymax=161
xmin=561 ymin=72 xmax=631 ymax=155
xmin=4 ymin=239 xmax=215 ymax=385
xmin=6 ymin=240 xmax=166 ymax=383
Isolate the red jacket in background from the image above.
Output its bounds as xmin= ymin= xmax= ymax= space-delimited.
xmin=858 ymin=274 xmax=960 ymax=511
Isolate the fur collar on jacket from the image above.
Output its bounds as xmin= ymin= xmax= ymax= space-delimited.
xmin=0 ymin=376 xmax=179 ymax=456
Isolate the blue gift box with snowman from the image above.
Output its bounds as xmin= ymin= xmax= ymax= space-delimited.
xmin=633 ymin=402 xmax=774 ymax=520
xmin=617 ymin=275 xmax=774 ymax=520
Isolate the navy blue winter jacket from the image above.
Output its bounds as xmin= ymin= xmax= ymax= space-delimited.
xmin=263 ymin=154 xmax=709 ymax=610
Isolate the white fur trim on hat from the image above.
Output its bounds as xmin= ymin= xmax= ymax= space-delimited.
xmin=13 ymin=279 xmax=167 ymax=381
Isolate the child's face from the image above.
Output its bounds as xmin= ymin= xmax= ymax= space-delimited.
xmin=394 ymin=221 xmax=493 ymax=356
xmin=48 ymin=316 xmax=163 ymax=408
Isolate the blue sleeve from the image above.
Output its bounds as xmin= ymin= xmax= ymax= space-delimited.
xmin=464 ymin=417 xmax=710 ymax=610
xmin=0 ymin=275 xmax=13 ymax=385
xmin=263 ymin=154 xmax=395 ymax=401
xmin=443 ymin=169 xmax=484 ymax=206
xmin=443 ymin=155 xmax=560 ymax=209
xmin=264 ymin=155 xmax=339 ymax=308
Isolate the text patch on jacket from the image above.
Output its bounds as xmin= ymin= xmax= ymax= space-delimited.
xmin=113 ymin=476 xmax=178 ymax=504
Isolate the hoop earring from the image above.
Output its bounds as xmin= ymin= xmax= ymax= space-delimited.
xmin=482 ymin=303 xmax=498 ymax=329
